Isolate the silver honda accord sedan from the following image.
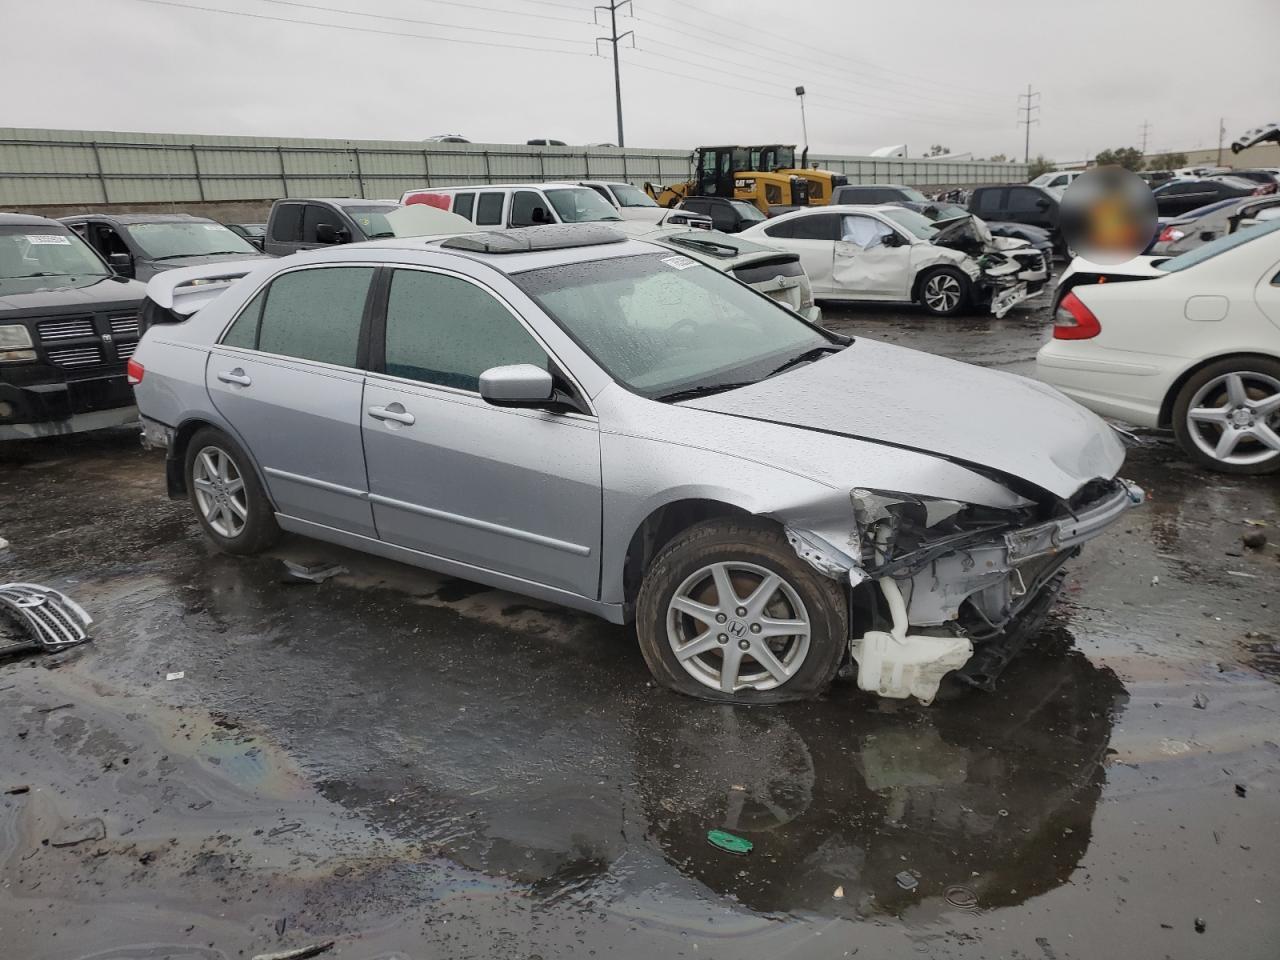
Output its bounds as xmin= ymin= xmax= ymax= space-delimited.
xmin=131 ymin=224 xmax=1142 ymax=705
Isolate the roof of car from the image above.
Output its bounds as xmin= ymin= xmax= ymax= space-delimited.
xmin=59 ymin=213 xmax=215 ymax=225
xmin=0 ymin=212 xmax=64 ymax=227
xmin=406 ymin=182 xmax=589 ymax=193
xmin=768 ymin=203 xmax=902 ymax=220
xmin=276 ymin=198 xmax=398 ymax=207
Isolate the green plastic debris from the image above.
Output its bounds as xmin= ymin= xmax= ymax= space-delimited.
xmin=707 ymin=829 xmax=753 ymax=855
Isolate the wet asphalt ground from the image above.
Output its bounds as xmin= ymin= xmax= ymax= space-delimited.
xmin=2 ymin=291 xmax=1279 ymax=960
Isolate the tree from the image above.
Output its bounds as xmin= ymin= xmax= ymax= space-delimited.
xmin=1147 ymin=151 xmax=1188 ymax=171
xmin=927 ymin=144 xmax=951 ymax=157
xmin=1026 ymin=155 xmax=1055 ymax=178
xmin=987 ymin=152 xmax=1009 ymax=162
xmin=1093 ymin=146 xmax=1145 ymax=171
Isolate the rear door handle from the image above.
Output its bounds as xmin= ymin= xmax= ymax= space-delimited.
xmin=367 ymin=404 xmax=415 ymax=426
xmin=217 ymin=369 xmax=252 ymax=386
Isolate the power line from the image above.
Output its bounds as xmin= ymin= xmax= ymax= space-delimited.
xmin=404 ymin=0 xmax=590 ymax=25
xmin=253 ymin=0 xmax=587 ymax=43
xmin=635 ymin=2 xmax=1007 ymax=101
xmin=594 ymin=1 xmax=634 ymax=147
xmin=1017 ymin=85 xmax=1041 ymax=162
xmin=121 ymin=0 xmax=595 ymax=53
xmin=623 ymin=47 xmax=998 ymax=128
xmin=635 ymin=35 xmax=1007 ymax=124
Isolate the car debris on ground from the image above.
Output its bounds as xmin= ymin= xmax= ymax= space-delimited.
xmin=250 ymin=942 xmax=335 ymax=960
xmin=281 ymin=560 xmax=348 ymax=584
xmin=0 ymin=583 xmax=93 ymax=656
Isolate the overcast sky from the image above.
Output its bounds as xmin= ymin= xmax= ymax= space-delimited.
xmin=5 ymin=0 xmax=1277 ymax=161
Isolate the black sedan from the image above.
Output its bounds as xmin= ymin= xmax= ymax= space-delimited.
xmin=1151 ymin=177 xmax=1270 ymax=217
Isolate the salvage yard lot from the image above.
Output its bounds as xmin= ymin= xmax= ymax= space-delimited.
xmin=2 ymin=301 xmax=1279 ymax=960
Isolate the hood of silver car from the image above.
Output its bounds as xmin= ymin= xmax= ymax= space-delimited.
xmin=680 ymin=338 xmax=1125 ymax=499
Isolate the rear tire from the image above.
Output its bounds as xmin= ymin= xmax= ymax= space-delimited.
xmin=184 ymin=427 xmax=280 ymax=554
xmin=1171 ymin=357 xmax=1280 ymax=475
xmin=635 ymin=518 xmax=848 ymax=703
xmin=917 ymin=266 xmax=970 ymax=316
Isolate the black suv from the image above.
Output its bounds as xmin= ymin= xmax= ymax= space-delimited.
xmin=968 ymin=185 xmax=1064 ymax=254
xmin=672 ymin=196 xmax=767 ymax=233
xmin=0 ymin=213 xmax=147 ymax=440
xmin=830 ymin=183 xmax=930 ymax=205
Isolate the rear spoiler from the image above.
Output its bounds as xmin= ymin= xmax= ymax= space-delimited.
xmin=144 ymin=260 xmax=265 ymax=317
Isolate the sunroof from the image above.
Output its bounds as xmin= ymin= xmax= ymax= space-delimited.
xmin=440 ymin=224 xmax=626 ymax=254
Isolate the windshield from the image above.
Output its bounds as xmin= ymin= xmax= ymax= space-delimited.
xmin=611 ymin=183 xmax=658 ymax=208
xmin=882 ymin=207 xmax=939 ymax=240
xmin=545 ymin=187 xmax=622 ymax=223
xmin=0 ymin=226 xmax=110 ymax=284
xmin=515 ymin=252 xmax=830 ymax=398
xmin=342 ymin=204 xmax=406 ymax=239
xmin=920 ymin=202 xmax=969 ymax=221
xmin=897 ymin=186 xmax=930 ymax=202
xmin=1161 ymin=218 xmax=1280 ymax=272
xmin=124 ymin=221 xmax=258 ymax=259
xmin=729 ymin=200 xmax=767 ymax=222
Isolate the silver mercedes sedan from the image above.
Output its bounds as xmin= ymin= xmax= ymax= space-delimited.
xmin=131 ymin=224 xmax=1141 ymax=705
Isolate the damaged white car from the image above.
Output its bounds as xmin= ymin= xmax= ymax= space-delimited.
xmin=740 ymin=204 xmax=1047 ymax=317
xmin=130 ymin=225 xmax=1139 ymax=707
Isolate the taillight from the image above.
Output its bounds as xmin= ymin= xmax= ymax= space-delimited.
xmin=126 ymin=358 xmax=144 ymax=384
xmin=1053 ymin=291 xmax=1101 ymax=340
xmin=1254 ymin=183 xmax=1277 ymax=195
xmin=1158 ymin=226 xmax=1185 ymax=243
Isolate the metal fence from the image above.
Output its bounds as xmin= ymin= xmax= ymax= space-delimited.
xmin=0 ymin=128 xmax=1029 ymax=207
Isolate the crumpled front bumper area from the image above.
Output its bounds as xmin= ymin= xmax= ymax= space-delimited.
xmin=791 ymin=478 xmax=1144 ymax=704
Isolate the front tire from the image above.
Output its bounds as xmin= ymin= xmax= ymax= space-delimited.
xmin=184 ymin=427 xmax=280 ymax=554
xmin=1171 ymin=358 xmax=1280 ymax=475
xmin=635 ymin=519 xmax=848 ymax=703
xmin=917 ymin=266 xmax=970 ymax=316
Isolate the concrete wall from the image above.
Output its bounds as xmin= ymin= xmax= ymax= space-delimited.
xmin=1 ymin=127 xmax=1030 ymax=212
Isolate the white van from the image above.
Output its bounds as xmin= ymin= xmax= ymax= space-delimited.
xmin=400 ymin=182 xmax=624 ymax=229
xmin=1028 ymin=170 xmax=1080 ymax=191
xmin=576 ymin=180 xmax=667 ymax=223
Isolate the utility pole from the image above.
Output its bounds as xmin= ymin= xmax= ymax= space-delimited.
xmin=795 ymin=85 xmax=808 ymax=150
xmin=1217 ymin=117 xmax=1226 ymax=166
xmin=1017 ymin=84 xmax=1040 ymax=162
xmin=1138 ymin=119 xmax=1151 ymax=155
xmin=595 ymin=1 xmax=633 ymax=148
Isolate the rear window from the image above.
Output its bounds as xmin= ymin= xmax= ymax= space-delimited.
xmin=1161 ymin=218 xmax=1280 ymax=272
xmin=453 ymin=192 xmax=475 ymax=220
xmin=475 ymin=192 xmax=504 ymax=226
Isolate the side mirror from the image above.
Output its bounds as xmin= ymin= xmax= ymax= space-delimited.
xmin=531 ymin=207 xmax=553 ymax=225
xmin=881 ymin=232 xmax=904 ymax=247
xmin=107 ymin=252 xmax=135 ymax=277
xmin=314 ymin=223 xmax=349 ymax=245
xmin=479 ymin=364 xmax=555 ymax=407
xmin=1036 ymin=198 xmax=1052 ymax=210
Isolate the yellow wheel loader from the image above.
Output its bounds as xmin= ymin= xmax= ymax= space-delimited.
xmin=748 ymin=144 xmax=848 ymax=205
xmin=644 ymin=146 xmax=809 ymax=215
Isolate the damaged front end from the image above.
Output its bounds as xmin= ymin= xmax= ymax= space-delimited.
xmin=786 ymin=477 xmax=1143 ymax=704
xmin=933 ymin=216 xmax=1049 ymax=318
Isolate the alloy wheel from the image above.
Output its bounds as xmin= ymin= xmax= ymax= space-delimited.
xmin=192 ymin=445 xmax=249 ymax=538
xmin=923 ymin=274 xmax=962 ymax=313
xmin=1185 ymin=371 xmax=1280 ymax=466
xmin=666 ymin=561 xmax=811 ymax=694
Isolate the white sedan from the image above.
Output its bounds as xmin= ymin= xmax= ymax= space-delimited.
xmin=1036 ymin=220 xmax=1280 ymax=474
xmin=740 ymin=204 xmax=1040 ymax=317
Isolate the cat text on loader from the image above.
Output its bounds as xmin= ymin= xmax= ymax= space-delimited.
xmin=644 ymin=146 xmax=809 ymax=216
xmin=748 ymin=144 xmax=848 ymax=205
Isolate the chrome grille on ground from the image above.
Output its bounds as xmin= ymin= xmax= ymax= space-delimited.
xmin=115 ymin=341 xmax=137 ymax=360
xmin=109 ymin=315 xmax=139 ymax=337
xmin=45 ymin=345 xmax=103 ymax=368
xmin=37 ymin=317 xmax=95 ymax=342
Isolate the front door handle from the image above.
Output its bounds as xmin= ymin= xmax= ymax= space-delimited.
xmin=217 ymin=369 xmax=252 ymax=387
xmin=367 ymin=403 xmax=415 ymax=426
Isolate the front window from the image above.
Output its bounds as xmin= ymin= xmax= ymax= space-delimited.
xmin=881 ymin=208 xmax=938 ymax=240
xmin=515 ymin=253 xmax=830 ymax=399
xmin=728 ymin=200 xmax=766 ymax=223
xmin=1161 ymin=218 xmax=1280 ymax=273
xmin=0 ymin=226 xmax=110 ymax=289
xmin=123 ymin=221 xmax=258 ymax=260
xmin=544 ymin=188 xmax=622 ymax=223
xmin=340 ymin=204 xmax=402 ymax=239
xmin=897 ymin=186 xmax=930 ymax=203
xmin=610 ymin=183 xmax=658 ymax=208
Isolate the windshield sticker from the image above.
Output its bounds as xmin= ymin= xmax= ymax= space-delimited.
xmin=660 ymin=254 xmax=697 ymax=270
xmin=26 ymin=234 xmax=71 ymax=245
